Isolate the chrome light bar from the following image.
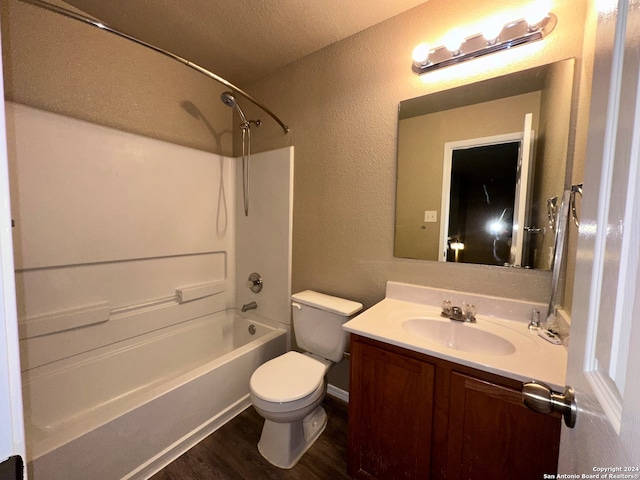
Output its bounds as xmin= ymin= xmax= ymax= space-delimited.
xmin=412 ymin=13 xmax=557 ymax=75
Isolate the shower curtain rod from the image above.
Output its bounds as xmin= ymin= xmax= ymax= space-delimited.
xmin=20 ymin=0 xmax=290 ymax=134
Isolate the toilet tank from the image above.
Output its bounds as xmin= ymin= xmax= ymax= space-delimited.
xmin=291 ymin=290 xmax=363 ymax=363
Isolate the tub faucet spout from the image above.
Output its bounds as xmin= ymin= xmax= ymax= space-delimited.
xmin=242 ymin=301 xmax=257 ymax=312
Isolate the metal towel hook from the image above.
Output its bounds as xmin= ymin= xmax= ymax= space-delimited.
xmin=570 ymin=183 xmax=583 ymax=228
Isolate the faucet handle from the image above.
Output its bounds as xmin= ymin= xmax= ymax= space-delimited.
xmin=528 ymin=309 xmax=541 ymax=330
xmin=246 ymin=272 xmax=263 ymax=293
xmin=463 ymin=303 xmax=477 ymax=322
xmin=441 ymin=300 xmax=452 ymax=317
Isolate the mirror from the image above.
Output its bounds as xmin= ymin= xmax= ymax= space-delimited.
xmin=394 ymin=58 xmax=575 ymax=270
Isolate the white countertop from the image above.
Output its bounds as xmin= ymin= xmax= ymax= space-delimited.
xmin=343 ymin=296 xmax=567 ymax=391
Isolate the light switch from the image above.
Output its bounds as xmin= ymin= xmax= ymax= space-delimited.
xmin=424 ymin=210 xmax=437 ymax=222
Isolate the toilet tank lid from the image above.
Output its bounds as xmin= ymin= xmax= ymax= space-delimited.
xmin=291 ymin=290 xmax=363 ymax=316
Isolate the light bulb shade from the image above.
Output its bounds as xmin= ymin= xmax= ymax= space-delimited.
xmin=412 ymin=43 xmax=431 ymax=63
xmin=444 ymin=29 xmax=464 ymax=53
xmin=524 ymin=1 xmax=552 ymax=26
xmin=481 ymin=18 xmax=504 ymax=42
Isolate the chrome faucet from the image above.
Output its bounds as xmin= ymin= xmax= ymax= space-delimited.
xmin=441 ymin=300 xmax=476 ymax=322
xmin=450 ymin=306 xmax=464 ymax=321
xmin=241 ymin=301 xmax=257 ymax=312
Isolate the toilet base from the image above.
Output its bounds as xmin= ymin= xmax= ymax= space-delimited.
xmin=257 ymin=406 xmax=327 ymax=469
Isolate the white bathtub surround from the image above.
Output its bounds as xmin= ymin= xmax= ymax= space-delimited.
xmin=6 ymin=103 xmax=294 ymax=479
xmin=18 ymin=301 xmax=111 ymax=340
xmin=6 ymin=102 xmax=232 ymax=270
xmin=235 ymin=146 xmax=294 ymax=331
xmin=344 ymin=281 xmax=567 ymax=390
xmin=8 ymin=102 xmax=239 ymax=373
xmin=176 ymin=281 xmax=226 ymax=303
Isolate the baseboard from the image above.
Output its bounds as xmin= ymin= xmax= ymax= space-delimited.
xmin=125 ymin=395 xmax=252 ymax=480
xmin=327 ymin=383 xmax=349 ymax=403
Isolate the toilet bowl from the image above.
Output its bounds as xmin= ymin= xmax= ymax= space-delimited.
xmin=249 ymin=351 xmax=330 ymax=468
xmin=249 ymin=290 xmax=363 ymax=469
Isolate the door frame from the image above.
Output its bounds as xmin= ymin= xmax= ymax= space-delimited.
xmin=0 ymin=22 xmax=26 ymax=478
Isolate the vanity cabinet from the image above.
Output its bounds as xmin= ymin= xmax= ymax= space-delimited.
xmin=347 ymin=336 xmax=436 ymax=479
xmin=347 ymin=335 xmax=561 ymax=480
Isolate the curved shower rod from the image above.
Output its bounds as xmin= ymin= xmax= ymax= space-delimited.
xmin=20 ymin=0 xmax=290 ymax=134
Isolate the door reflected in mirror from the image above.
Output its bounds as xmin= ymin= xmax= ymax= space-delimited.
xmin=394 ymin=59 xmax=575 ymax=270
xmin=443 ymin=138 xmax=520 ymax=266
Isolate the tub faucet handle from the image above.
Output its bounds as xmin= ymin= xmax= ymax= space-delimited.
xmin=246 ymin=272 xmax=263 ymax=293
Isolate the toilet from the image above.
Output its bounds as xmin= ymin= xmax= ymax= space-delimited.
xmin=249 ymin=290 xmax=363 ymax=469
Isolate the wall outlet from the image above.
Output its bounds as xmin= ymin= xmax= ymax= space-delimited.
xmin=424 ymin=210 xmax=437 ymax=223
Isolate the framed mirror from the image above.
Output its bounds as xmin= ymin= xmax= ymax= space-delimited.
xmin=394 ymin=58 xmax=575 ymax=270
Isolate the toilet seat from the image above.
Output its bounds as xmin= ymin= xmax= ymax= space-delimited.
xmin=250 ymin=351 xmax=326 ymax=403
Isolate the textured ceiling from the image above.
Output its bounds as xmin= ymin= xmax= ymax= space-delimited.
xmin=61 ymin=0 xmax=429 ymax=85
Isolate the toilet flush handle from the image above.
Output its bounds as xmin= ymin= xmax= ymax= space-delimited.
xmin=291 ymin=302 xmax=302 ymax=310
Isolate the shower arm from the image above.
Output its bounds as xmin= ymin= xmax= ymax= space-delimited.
xmin=20 ymin=0 xmax=290 ymax=135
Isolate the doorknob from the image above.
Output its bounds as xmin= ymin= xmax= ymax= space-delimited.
xmin=522 ymin=381 xmax=577 ymax=428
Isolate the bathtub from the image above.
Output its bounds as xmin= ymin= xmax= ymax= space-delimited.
xmin=23 ymin=311 xmax=288 ymax=480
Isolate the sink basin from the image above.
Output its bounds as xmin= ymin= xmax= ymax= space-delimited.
xmin=402 ymin=318 xmax=516 ymax=356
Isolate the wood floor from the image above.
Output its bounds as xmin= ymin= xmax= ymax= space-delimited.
xmin=150 ymin=395 xmax=351 ymax=480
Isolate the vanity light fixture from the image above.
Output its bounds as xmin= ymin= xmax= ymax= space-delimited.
xmin=411 ymin=12 xmax=557 ymax=75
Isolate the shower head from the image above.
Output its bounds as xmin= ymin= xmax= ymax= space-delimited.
xmin=220 ymin=91 xmax=237 ymax=108
xmin=221 ymin=91 xmax=248 ymax=125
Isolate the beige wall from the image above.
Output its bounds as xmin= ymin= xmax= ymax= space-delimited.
xmin=533 ymin=59 xmax=575 ymax=270
xmin=1 ymin=0 xmax=232 ymax=155
xmin=242 ymin=0 xmax=593 ymax=390
xmin=243 ymin=0 xmax=592 ymax=313
xmin=562 ymin=1 xmax=598 ymax=314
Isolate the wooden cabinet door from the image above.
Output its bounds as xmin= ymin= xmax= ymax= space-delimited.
xmin=348 ymin=337 xmax=435 ymax=480
xmin=447 ymin=372 xmax=561 ymax=480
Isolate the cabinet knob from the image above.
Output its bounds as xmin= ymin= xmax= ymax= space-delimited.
xmin=522 ymin=381 xmax=577 ymax=428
